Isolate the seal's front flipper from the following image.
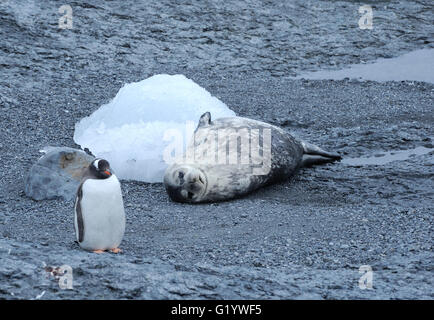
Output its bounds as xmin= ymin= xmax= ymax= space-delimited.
xmin=301 ymin=141 xmax=342 ymax=160
xmin=302 ymin=155 xmax=339 ymax=167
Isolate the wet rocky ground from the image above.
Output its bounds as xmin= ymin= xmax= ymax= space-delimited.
xmin=0 ymin=0 xmax=433 ymax=299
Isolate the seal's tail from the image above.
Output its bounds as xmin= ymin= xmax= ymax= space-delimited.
xmin=300 ymin=141 xmax=342 ymax=167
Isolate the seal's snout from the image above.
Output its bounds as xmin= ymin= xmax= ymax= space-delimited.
xmin=163 ymin=165 xmax=207 ymax=203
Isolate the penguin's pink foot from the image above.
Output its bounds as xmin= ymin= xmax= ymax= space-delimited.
xmin=93 ymin=249 xmax=105 ymax=254
xmin=110 ymin=248 xmax=122 ymax=254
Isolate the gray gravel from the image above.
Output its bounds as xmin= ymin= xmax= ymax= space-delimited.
xmin=0 ymin=0 xmax=433 ymax=299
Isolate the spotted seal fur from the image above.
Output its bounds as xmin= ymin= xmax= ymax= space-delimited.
xmin=164 ymin=112 xmax=341 ymax=203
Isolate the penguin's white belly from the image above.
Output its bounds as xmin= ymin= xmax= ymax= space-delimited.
xmin=75 ymin=175 xmax=125 ymax=251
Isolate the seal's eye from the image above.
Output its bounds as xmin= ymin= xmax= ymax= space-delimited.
xmin=178 ymin=171 xmax=184 ymax=179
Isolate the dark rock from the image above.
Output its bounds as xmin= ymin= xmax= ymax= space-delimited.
xmin=24 ymin=147 xmax=94 ymax=201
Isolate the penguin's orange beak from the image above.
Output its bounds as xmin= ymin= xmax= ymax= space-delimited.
xmin=104 ymin=170 xmax=112 ymax=176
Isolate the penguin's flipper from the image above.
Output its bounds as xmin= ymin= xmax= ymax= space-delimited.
xmin=75 ymin=184 xmax=85 ymax=243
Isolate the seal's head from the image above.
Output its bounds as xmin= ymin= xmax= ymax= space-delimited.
xmin=163 ymin=164 xmax=208 ymax=203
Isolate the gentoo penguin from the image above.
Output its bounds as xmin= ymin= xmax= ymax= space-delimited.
xmin=74 ymin=158 xmax=125 ymax=253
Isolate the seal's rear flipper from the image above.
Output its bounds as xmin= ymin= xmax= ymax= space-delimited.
xmin=301 ymin=141 xmax=342 ymax=160
xmin=302 ymin=155 xmax=339 ymax=167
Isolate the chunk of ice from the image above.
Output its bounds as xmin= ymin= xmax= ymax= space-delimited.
xmin=73 ymin=74 xmax=235 ymax=182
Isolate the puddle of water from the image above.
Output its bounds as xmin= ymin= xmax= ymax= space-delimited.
xmin=294 ymin=49 xmax=434 ymax=84
xmin=342 ymin=146 xmax=434 ymax=166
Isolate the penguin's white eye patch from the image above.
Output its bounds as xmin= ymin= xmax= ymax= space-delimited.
xmin=93 ymin=159 xmax=101 ymax=169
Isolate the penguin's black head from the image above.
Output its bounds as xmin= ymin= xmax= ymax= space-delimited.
xmin=89 ymin=159 xmax=112 ymax=179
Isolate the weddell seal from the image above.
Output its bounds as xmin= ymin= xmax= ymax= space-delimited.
xmin=163 ymin=112 xmax=341 ymax=203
